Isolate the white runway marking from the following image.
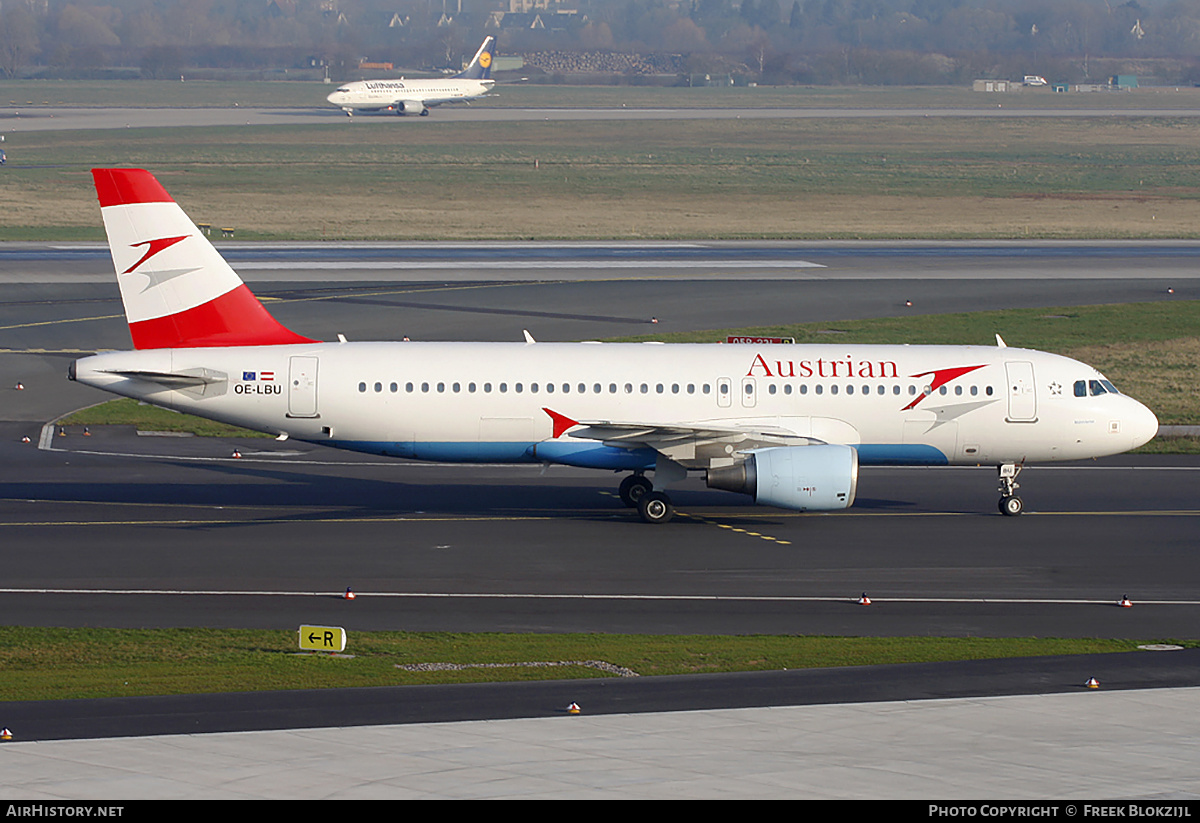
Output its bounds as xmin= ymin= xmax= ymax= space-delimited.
xmin=4 ymin=588 xmax=1199 ymax=606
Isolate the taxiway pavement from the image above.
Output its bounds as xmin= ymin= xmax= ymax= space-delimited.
xmin=6 ymin=105 xmax=1200 ymax=133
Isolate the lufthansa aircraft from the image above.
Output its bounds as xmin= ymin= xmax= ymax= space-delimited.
xmin=325 ymin=37 xmax=495 ymax=117
xmin=70 ymin=169 xmax=1160 ymax=523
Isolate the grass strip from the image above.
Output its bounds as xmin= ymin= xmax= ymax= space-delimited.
xmin=0 ymin=627 xmax=1179 ymax=702
xmin=5 ymin=81 xmax=1200 ymax=111
xmin=58 ymin=399 xmax=270 ymax=438
xmin=5 ymin=113 xmax=1200 ymax=241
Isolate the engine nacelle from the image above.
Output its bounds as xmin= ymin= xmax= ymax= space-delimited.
xmin=398 ymin=101 xmax=426 ymax=116
xmin=706 ymin=445 xmax=859 ymax=511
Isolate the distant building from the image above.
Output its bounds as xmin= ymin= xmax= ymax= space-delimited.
xmin=973 ymin=79 xmax=1013 ymax=92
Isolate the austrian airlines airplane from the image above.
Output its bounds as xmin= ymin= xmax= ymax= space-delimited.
xmin=325 ymin=36 xmax=495 ymax=117
xmin=71 ymin=169 xmax=1159 ymax=522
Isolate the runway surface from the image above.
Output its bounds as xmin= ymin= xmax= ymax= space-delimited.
xmin=2 ymin=240 xmax=1198 ymax=797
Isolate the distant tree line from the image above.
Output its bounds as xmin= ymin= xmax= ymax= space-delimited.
xmin=1 ymin=0 xmax=1198 ymax=84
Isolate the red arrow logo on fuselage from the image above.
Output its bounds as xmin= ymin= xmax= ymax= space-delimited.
xmin=123 ymin=235 xmax=189 ymax=274
xmin=902 ymin=364 xmax=987 ymax=410
xmin=543 ymin=408 xmax=579 ymax=439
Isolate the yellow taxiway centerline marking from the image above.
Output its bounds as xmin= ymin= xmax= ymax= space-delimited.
xmin=0 ymin=314 xmax=124 ymax=332
xmin=679 ymin=511 xmax=792 ymax=545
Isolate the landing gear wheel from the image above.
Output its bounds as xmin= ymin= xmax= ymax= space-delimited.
xmin=999 ymin=495 xmax=1024 ymax=517
xmin=638 ymin=491 xmax=674 ymax=524
xmin=997 ymin=463 xmax=1024 ymax=517
xmin=618 ymin=475 xmax=653 ymax=508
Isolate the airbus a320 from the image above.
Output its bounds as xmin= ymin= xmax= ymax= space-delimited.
xmin=70 ymin=169 xmax=1160 ymax=523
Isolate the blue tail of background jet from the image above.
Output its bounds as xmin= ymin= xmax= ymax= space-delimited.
xmin=456 ymin=37 xmax=495 ymax=80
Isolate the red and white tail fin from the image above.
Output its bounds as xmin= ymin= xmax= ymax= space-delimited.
xmin=92 ymin=169 xmax=315 ymax=349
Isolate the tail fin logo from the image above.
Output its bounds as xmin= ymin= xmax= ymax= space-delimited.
xmin=123 ymin=235 xmax=189 ymax=274
xmin=479 ymin=51 xmax=492 ymax=69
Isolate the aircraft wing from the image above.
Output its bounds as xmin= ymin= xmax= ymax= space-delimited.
xmin=545 ymin=408 xmax=825 ymax=467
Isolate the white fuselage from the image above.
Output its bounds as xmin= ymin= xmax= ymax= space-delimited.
xmin=71 ymin=341 xmax=1159 ymax=470
xmin=325 ymin=78 xmax=494 ymax=113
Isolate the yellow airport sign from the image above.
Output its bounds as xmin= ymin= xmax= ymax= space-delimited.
xmin=299 ymin=625 xmax=347 ymax=652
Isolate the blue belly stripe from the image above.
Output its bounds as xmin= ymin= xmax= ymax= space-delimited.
xmin=326 ymin=440 xmax=949 ymax=468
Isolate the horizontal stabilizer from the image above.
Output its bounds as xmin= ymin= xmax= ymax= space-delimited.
xmin=105 ymin=368 xmax=227 ymax=387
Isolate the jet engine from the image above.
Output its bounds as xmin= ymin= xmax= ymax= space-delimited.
xmin=706 ymin=444 xmax=859 ymax=511
xmin=398 ymin=101 xmax=426 ymax=116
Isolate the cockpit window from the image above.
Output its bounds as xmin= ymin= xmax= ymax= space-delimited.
xmin=1076 ymin=378 xmax=1122 ymax=397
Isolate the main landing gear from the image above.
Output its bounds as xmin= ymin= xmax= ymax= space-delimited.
xmin=998 ymin=463 xmax=1023 ymax=516
xmin=618 ymin=474 xmax=674 ymax=524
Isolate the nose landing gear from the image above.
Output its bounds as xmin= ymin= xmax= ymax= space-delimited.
xmin=998 ymin=463 xmax=1023 ymax=516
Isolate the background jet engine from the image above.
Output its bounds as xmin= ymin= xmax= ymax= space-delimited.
xmin=706 ymin=444 xmax=859 ymax=511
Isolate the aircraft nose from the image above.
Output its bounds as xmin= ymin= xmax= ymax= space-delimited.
xmin=1128 ymin=399 xmax=1159 ymax=450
